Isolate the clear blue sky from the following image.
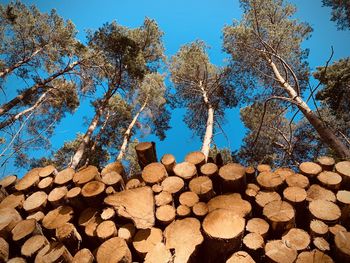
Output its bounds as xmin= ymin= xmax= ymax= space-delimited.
xmin=1 ymin=0 xmax=349 ymax=176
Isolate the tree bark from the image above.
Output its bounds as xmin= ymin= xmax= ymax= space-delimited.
xmin=116 ymin=97 xmax=148 ymax=161
xmin=199 ymin=81 xmax=214 ymax=160
xmin=70 ymin=107 xmax=103 ymax=170
xmin=0 ymin=47 xmax=44 ymax=79
xmin=0 ymin=61 xmax=79 ymax=117
xmin=267 ymin=57 xmax=350 ymax=159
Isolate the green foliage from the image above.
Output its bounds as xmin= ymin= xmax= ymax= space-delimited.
xmin=209 ymin=145 xmax=234 ymax=164
xmin=322 ymin=0 xmax=350 ymax=30
xmin=169 ymin=40 xmax=237 ymax=139
xmin=223 ymin=0 xmax=311 ymax=102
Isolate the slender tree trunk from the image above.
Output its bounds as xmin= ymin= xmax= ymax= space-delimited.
xmin=267 ymin=57 xmax=350 ymax=159
xmin=0 ymin=61 xmax=79 ymax=116
xmin=116 ymin=98 xmax=148 ymax=161
xmin=0 ymin=47 xmax=44 ymax=78
xmin=199 ymin=82 xmax=214 ymax=160
xmin=0 ymin=91 xmax=48 ymax=130
xmin=70 ymin=107 xmax=103 ymax=170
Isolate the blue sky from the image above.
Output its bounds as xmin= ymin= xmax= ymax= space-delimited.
xmin=1 ymin=0 xmax=349 ymax=176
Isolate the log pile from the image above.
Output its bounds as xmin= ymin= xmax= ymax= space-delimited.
xmin=0 ymin=143 xmax=350 ymax=263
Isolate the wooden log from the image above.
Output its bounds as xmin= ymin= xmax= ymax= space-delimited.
xmin=144 ymin=243 xmax=172 ymax=263
xmin=23 ymin=191 xmax=47 ymax=213
xmin=155 ymin=191 xmax=173 ymax=207
xmin=226 ymin=251 xmax=256 ymax=263
xmin=189 ymin=176 xmax=214 ymax=201
xmin=117 ymin=223 xmax=135 ymax=243
xmin=274 ymin=167 xmax=294 ymax=178
xmin=200 ymin=162 xmax=220 ymax=193
xmin=179 ymin=191 xmax=199 ymax=208
xmin=73 ymin=248 xmax=94 ymax=263
xmin=257 ymin=164 xmax=271 ymax=173
xmin=84 ymin=212 xmax=102 ymax=239
xmin=161 ymin=154 xmax=176 ymax=176
xmin=218 ymin=163 xmax=246 ymax=193
xmin=309 ymin=200 xmax=341 ymax=224
xmin=306 ymin=184 xmax=336 ymax=202
xmin=81 ymin=180 xmax=106 ymax=206
xmin=177 ymin=204 xmax=191 ymax=218
xmin=135 ymin=141 xmax=157 ymax=169
xmin=0 ymin=192 xmax=24 ymax=210
xmin=285 ymin=173 xmax=309 ymax=189
xmin=192 ymin=202 xmax=208 ymax=218
xmin=15 ymin=168 xmax=41 ymax=192
xmin=125 ymin=177 xmax=145 ymax=190
xmin=335 ymin=161 xmax=350 ymax=189
xmin=65 ymin=186 xmax=84 ymax=210
xmin=101 ymin=161 xmax=125 ymax=178
xmin=263 ymin=200 xmax=295 ymax=237
xmin=317 ymin=156 xmax=335 ymax=171
xmin=78 ymin=207 xmax=98 ymax=228
xmin=257 ymin=171 xmax=284 ymax=192
xmin=202 ymin=209 xmax=245 ymax=261
xmin=151 ymin=184 xmax=163 ymax=194
xmin=21 ymin=235 xmax=49 ymax=259
xmin=0 ymin=175 xmax=17 ymax=194
xmin=245 ymin=166 xmax=256 ymax=184
xmin=105 ymin=186 xmax=155 ymax=229
xmin=11 ymin=219 xmax=42 ymax=242
xmin=246 ymin=218 xmax=269 ymax=239
xmin=39 ymin=165 xmax=57 ymax=178
xmin=313 ymin=237 xmax=330 ymax=253
xmin=299 ymin=162 xmax=322 ymax=180
xmin=264 ymin=240 xmax=297 ymax=263
xmin=141 ymin=162 xmax=167 ymax=185
xmin=156 ymin=205 xmax=176 ymax=225
xmin=42 ymin=205 xmax=74 ymax=230
xmin=282 ymin=228 xmax=310 ymax=251
xmin=329 ymin=224 xmax=347 ymax=241
xmin=255 ymin=191 xmax=281 ymax=215
xmin=336 ymin=190 xmax=350 ymax=228
xmin=242 ymin=232 xmax=264 ymax=261
xmin=208 ymin=193 xmax=252 ymax=218
xmin=26 ymin=211 xmax=45 ymax=222
xmin=0 ymin=187 xmax=7 ymax=203
xmin=334 ymin=231 xmax=350 ymax=262
xmin=133 ymin=228 xmax=163 ymax=259
xmin=283 ymin=186 xmax=307 ymax=206
xmin=296 ymin=249 xmax=334 ymax=263
xmin=164 ymin=218 xmax=203 ymax=263
xmin=73 ymin=165 xmax=100 ymax=186
xmin=56 ymin=223 xmax=82 ymax=253
xmin=35 ymin=242 xmax=73 ymax=263
xmin=0 ymin=237 xmax=9 ymax=262
xmin=173 ymin=162 xmax=197 ymax=182
xmin=0 ymin=208 xmax=22 ymax=239
xmin=105 ymin=186 xmax=116 ymax=195
xmin=96 ymin=220 xmax=117 ymax=241
xmin=7 ymin=257 xmax=26 ymax=263
xmin=47 ymin=186 xmax=68 ymax=207
xmin=310 ymin=219 xmax=329 ymax=238
xmin=161 ymin=176 xmax=184 ymax=195
xmin=37 ymin=177 xmax=53 ymax=193
xmin=245 ymin=183 xmax=260 ymax=204
xmin=100 ymin=207 xmax=115 ymax=220
xmin=317 ymin=171 xmax=342 ymax=191
xmin=185 ymin=151 xmax=206 ymax=171
xmin=54 ymin=167 xmax=74 ymax=186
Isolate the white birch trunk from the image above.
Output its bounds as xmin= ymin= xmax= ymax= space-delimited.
xmin=267 ymin=57 xmax=350 ymax=159
xmin=199 ymin=81 xmax=214 ymax=160
xmin=116 ymin=99 xmax=148 ymax=161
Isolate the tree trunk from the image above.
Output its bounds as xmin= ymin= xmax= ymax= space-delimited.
xmin=0 ymin=47 xmax=44 ymax=79
xmin=0 ymin=91 xmax=48 ymax=130
xmin=116 ymin=98 xmax=148 ymax=161
xmin=267 ymin=58 xmax=350 ymax=159
xmin=0 ymin=61 xmax=79 ymax=117
xmin=199 ymin=81 xmax=214 ymax=160
xmin=70 ymin=108 xmax=103 ymax=170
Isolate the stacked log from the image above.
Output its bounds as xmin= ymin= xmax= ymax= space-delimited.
xmin=0 ymin=142 xmax=349 ymax=262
